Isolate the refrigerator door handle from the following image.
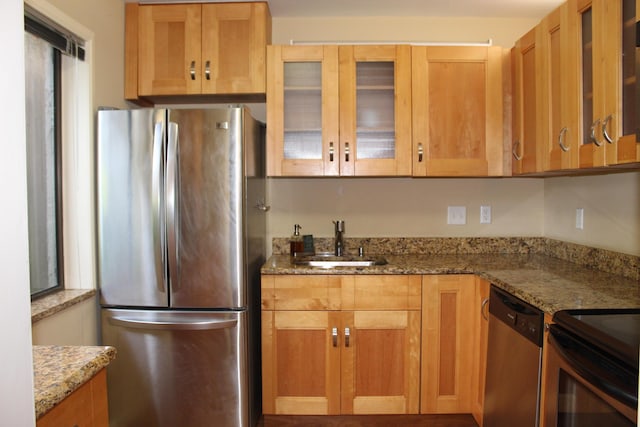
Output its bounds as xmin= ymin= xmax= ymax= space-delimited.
xmin=166 ymin=122 xmax=179 ymax=291
xmin=152 ymin=121 xmax=166 ymax=294
xmin=108 ymin=316 xmax=238 ymax=331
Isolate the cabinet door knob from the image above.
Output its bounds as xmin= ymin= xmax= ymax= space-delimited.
xmin=344 ymin=142 xmax=350 ymax=162
xmin=329 ymin=142 xmax=334 ymax=162
xmin=332 ymin=327 xmax=338 ymax=347
xmin=602 ymin=114 xmax=614 ymax=144
xmin=205 ymin=60 xmax=211 ymax=81
xmin=418 ymin=142 xmax=424 ymax=162
xmin=189 ymin=61 xmax=196 ymax=80
xmin=344 ymin=327 xmax=350 ymax=347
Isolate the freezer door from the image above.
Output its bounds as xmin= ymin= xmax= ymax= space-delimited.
xmin=96 ymin=109 xmax=169 ymax=307
xmin=101 ymin=309 xmax=249 ymax=427
xmin=166 ymin=108 xmax=247 ymax=308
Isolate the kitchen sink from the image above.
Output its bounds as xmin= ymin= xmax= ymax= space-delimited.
xmin=292 ymin=253 xmax=388 ymax=268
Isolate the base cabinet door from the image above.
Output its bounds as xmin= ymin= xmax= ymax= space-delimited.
xmin=421 ymin=275 xmax=476 ymax=413
xmin=341 ymin=310 xmax=421 ymax=414
xmin=261 ymin=274 xmax=421 ymax=415
xmin=261 ymin=310 xmax=341 ymax=415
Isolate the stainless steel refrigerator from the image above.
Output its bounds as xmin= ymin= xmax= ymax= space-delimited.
xmin=96 ymin=107 xmax=267 ymax=427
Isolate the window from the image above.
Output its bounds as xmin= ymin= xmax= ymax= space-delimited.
xmin=24 ymin=12 xmax=85 ymax=298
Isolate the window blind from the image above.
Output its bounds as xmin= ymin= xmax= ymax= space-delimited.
xmin=24 ymin=11 xmax=85 ymax=60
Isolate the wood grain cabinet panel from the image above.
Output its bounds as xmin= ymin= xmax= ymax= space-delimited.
xmin=540 ymin=0 xmax=581 ymax=171
xmin=421 ymin=275 xmax=477 ymax=414
xmin=37 ymin=369 xmax=109 ymax=427
xmin=512 ymin=26 xmax=545 ymax=175
xmin=412 ymin=46 xmax=505 ymax=176
xmin=126 ymin=2 xmax=270 ymax=100
xmin=261 ymin=275 xmax=421 ymax=415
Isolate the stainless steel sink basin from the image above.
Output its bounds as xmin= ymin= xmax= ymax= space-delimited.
xmin=293 ymin=254 xmax=387 ymax=268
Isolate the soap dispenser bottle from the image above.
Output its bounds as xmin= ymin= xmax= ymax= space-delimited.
xmin=289 ymin=224 xmax=304 ymax=257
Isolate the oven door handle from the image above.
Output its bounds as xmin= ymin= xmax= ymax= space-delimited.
xmin=548 ymin=325 xmax=638 ymax=409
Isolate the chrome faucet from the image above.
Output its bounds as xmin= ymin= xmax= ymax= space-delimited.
xmin=333 ymin=220 xmax=345 ymax=256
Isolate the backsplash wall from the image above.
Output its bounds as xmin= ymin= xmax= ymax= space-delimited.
xmin=266 ymin=177 xmax=546 ymax=256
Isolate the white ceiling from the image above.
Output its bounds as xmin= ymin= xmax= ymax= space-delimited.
xmin=135 ymin=0 xmax=564 ymax=19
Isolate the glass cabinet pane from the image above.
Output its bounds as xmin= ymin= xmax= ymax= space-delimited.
xmin=356 ymin=62 xmax=395 ymax=159
xmin=621 ymin=0 xmax=636 ymax=136
xmin=580 ymin=7 xmax=593 ymax=146
xmin=283 ymin=62 xmax=322 ymax=160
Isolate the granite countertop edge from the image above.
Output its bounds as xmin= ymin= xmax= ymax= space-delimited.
xmin=33 ymin=345 xmax=117 ymax=419
xmin=31 ymin=289 xmax=97 ymax=324
xmin=262 ymin=253 xmax=640 ymax=315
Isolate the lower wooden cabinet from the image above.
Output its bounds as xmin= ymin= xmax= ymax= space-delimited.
xmin=471 ymin=277 xmax=490 ymax=426
xmin=37 ymin=368 xmax=109 ymax=427
xmin=421 ymin=275 xmax=477 ymax=413
xmin=262 ymin=273 xmax=489 ymax=417
xmin=261 ymin=275 xmax=421 ymax=415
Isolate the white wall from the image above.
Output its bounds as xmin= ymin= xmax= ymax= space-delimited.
xmin=32 ymin=297 xmax=99 ymax=345
xmin=267 ymin=177 xmax=545 ymax=244
xmin=544 ymin=172 xmax=640 ymax=256
xmin=0 ymin=0 xmax=37 ymax=425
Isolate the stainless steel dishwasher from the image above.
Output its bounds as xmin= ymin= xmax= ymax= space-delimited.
xmin=483 ymin=286 xmax=544 ymax=427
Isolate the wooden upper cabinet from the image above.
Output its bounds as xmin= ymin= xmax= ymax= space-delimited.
xmin=127 ymin=2 xmax=270 ymax=100
xmin=512 ymin=27 xmax=545 ymax=175
xmin=266 ymin=45 xmax=340 ymax=176
xmin=137 ymin=4 xmax=202 ymax=96
xmin=540 ymin=0 xmax=581 ymax=171
xmin=412 ymin=46 xmax=505 ymax=177
xmin=266 ymin=45 xmax=412 ymax=177
xmin=338 ymin=45 xmax=412 ymax=176
xmin=577 ymin=0 xmax=639 ymax=168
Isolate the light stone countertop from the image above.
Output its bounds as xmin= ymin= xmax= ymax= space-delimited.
xmin=31 ymin=289 xmax=96 ymax=323
xmin=33 ymin=345 xmax=116 ymax=419
xmin=262 ymin=253 xmax=640 ymax=315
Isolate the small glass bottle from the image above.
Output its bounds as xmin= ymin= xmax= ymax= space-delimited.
xmin=289 ymin=224 xmax=304 ymax=257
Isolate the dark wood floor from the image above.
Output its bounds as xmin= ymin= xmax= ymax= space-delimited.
xmin=258 ymin=414 xmax=479 ymax=427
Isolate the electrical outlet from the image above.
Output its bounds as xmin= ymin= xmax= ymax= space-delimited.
xmin=480 ymin=205 xmax=492 ymax=224
xmin=447 ymin=206 xmax=466 ymax=225
xmin=576 ymin=208 xmax=584 ymax=230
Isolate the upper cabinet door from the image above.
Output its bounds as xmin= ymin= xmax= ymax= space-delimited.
xmin=138 ymin=4 xmax=202 ymax=96
xmin=267 ymin=45 xmax=411 ymax=177
xmin=540 ymin=0 xmax=581 ymax=171
xmin=605 ymin=0 xmax=639 ymax=166
xmin=266 ymin=45 xmax=340 ymax=176
xmin=512 ymin=26 xmax=545 ymax=175
xmin=577 ymin=0 xmax=639 ymax=168
xmin=411 ymin=46 xmax=505 ymax=177
xmin=129 ymin=3 xmax=270 ymax=100
xmin=338 ymin=45 xmax=412 ymax=176
xmin=201 ymin=3 xmax=270 ymax=95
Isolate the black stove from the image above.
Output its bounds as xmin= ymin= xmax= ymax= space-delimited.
xmin=551 ymin=309 xmax=640 ymax=409
xmin=553 ymin=309 xmax=640 ymax=369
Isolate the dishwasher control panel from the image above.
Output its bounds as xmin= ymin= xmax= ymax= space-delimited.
xmin=489 ymin=286 xmax=544 ymax=346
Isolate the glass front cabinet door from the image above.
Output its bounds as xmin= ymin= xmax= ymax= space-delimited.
xmin=266 ymin=45 xmax=411 ymax=176
xmin=577 ymin=0 xmax=639 ymax=168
